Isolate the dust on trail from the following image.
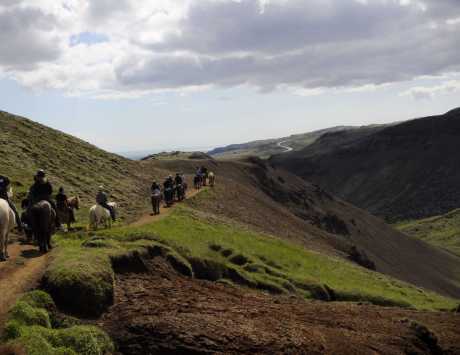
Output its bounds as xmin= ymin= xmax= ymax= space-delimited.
xmin=130 ymin=187 xmax=204 ymax=228
xmin=0 ymin=237 xmax=49 ymax=332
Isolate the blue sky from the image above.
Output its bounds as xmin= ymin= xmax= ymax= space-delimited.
xmin=1 ymin=0 xmax=459 ymax=153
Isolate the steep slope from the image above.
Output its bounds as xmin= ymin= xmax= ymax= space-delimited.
xmin=0 ymin=110 xmax=161 ymax=221
xmin=208 ymin=126 xmax=355 ymax=159
xmin=271 ymin=108 xmax=460 ymax=222
xmin=148 ymin=157 xmax=460 ymax=299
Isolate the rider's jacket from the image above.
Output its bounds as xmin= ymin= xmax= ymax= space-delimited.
xmin=0 ymin=176 xmax=10 ymax=199
xmin=175 ymin=176 xmax=183 ymax=185
xmin=164 ymin=179 xmax=174 ymax=189
xmin=29 ymin=180 xmax=53 ymax=205
xmin=56 ymin=192 xmax=68 ymax=209
xmin=96 ymin=191 xmax=108 ymax=205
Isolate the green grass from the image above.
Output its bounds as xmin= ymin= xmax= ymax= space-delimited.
xmin=43 ymin=230 xmax=190 ymax=316
xmin=0 ymin=110 xmax=160 ymax=222
xmin=396 ymin=208 xmax=460 ymax=257
xmin=98 ymin=206 xmax=459 ymax=311
xmin=2 ymin=291 xmax=114 ymax=355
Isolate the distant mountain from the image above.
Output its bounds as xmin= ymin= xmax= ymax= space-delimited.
xmin=271 ymin=108 xmax=460 ymax=222
xmin=208 ymin=126 xmax=355 ymax=159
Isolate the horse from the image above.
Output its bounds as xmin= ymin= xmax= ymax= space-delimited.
xmin=89 ymin=202 xmax=117 ymax=230
xmin=0 ymin=199 xmax=16 ymax=261
xmin=209 ymin=172 xmax=215 ymax=187
xmin=57 ymin=196 xmax=80 ymax=231
xmin=194 ymin=175 xmax=202 ymax=190
xmin=164 ymin=187 xmax=174 ymax=207
xmin=176 ymin=183 xmax=185 ymax=202
xmin=29 ymin=201 xmax=55 ymax=253
xmin=151 ymin=190 xmax=162 ymax=215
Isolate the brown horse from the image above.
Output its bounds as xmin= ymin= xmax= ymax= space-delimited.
xmin=56 ymin=196 xmax=80 ymax=231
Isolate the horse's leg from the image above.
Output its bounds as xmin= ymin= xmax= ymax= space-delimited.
xmin=4 ymin=230 xmax=9 ymax=258
xmin=47 ymin=232 xmax=52 ymax=250
xmin=0 ymin=230 xmax=6 ymax=261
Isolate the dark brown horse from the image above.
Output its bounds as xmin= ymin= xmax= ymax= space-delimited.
xmin=29 ymin=201 xmax=55 ymax=253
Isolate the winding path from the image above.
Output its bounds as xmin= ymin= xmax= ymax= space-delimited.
xmin=277 ymin=140 xmax=293 ymax=153
xmin=0 ymin=238 xmax=49 ymax=333
xmin=130 ymin=187 xmax=204 ymax=227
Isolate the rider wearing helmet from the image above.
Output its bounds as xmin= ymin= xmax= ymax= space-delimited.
xmin=96 ymin=186 xmax=115 ymax=221
xmin=0 ymin=175 xmax=23 ymax=232
xmin=28 ymin=169 xmax=60 ymax=228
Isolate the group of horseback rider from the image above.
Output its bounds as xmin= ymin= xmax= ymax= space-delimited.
xmin=1 ymin=166 xmax=216 ymax=232
xmin=150 ymin=167 xmax=215 ymax=215
xmin=0 ymin=170 xmax=116 ymax=233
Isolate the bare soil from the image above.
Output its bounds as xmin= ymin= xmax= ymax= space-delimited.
xmin=100 ymin=257 xmax=460 ymax=355
xmin=0 ymin=235 xmax=49 ymax=333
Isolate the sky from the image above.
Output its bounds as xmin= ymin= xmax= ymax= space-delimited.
xmin=0 ymin=0 xmax=459 ymax=153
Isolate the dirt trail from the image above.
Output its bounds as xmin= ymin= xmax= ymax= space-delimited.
xmin=130 ymin=187 xmax=204 ymax=228
xmin=0 ymin=236 xmax=49 ymax=332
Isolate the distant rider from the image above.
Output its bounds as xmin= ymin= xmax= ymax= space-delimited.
xmin=0 ymin=175 xmax=23 ymax=232
xmin=28 ymin=170 xmax=60 ymax=228
xmin=163 ymin=176 xmax=174 ymax=204
xmin=163 ymin=175 xmax=174 ymax=189
xmin=56 ymin=187 xmax=75 ymax=223
xmin=150 ymin=181 xmax=162 ymax=215
xmin=174 ymin=173 xmax=183 ymax=186
xmin=96 ymin=186 xmax=116 ymax=221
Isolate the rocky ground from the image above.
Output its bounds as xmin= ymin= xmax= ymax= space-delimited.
xmin=100 ymin=256 xmax=460 ymax=355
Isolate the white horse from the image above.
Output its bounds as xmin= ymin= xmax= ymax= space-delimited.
xmin=0 ymin=197 xmax=16 ymax=261
xmin=89 ymin=202 xmax=117 ymax=230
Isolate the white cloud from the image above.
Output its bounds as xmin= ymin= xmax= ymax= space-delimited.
xmin=401 ymin=80 xmax=460 ymax=100
xmin=1 ymin=0 xmax=460 ymax=98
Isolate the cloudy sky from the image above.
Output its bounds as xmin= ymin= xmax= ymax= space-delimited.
xmin=1 ymin=0 xmax=459 ymax=153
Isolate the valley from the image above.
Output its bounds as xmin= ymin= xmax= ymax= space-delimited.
xmin=1 ymin=110 xmax=460 ymax=355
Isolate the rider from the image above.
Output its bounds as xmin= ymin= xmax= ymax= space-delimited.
xmin=151 ymin=180 xmax=161 ymax=192
xmin=174 ymin=173 xmax=183 ymax=186
xmin=150 ymin=181 xmax=162 ymax=215
xmin=28 ymin=170 xmax=60 ymax=228
xmin=163 ymin=175 xmax=174 ymax=189
xmin=163 ymin=175 xmax=174 ymax=203
xmin=56 ymin=187 xmax=75 ymax=223
xmin=201 ymin=166 xmax=208 ymax=185
xmin=96 ymin=186 xmax=115 ymax=221
xmin=0 ymin=175 xmax=23 ymax=232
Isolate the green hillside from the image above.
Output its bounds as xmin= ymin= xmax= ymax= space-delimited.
xmin=396 ymin=209 xmax=460 ymax=257
xmin=96 ymin=205 xmax=457 ymax=311
xmin=0 ymin=111 xmax=161 ymax=221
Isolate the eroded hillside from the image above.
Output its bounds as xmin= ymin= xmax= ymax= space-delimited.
xmin=271 ymin=108 xmax=460 ymax=222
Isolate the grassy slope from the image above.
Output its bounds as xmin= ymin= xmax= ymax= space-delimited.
xmin=0 ymin=111 xmax=162 ymax=221
xmin=96 ymin=205 xmax=457 ymax=311
xmin=1 ymin=291 xmax=114 ymax=355
xmin=396 ymin=209 xmax=460 ymax=257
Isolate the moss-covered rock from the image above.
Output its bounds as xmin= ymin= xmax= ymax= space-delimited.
xmin=3 ymin=291 xmax=114 ymax=355
xmin=42 ymin=254 xmax=114 ymax=317
xmin=8 ymin=302 xmax=52 ymax=329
